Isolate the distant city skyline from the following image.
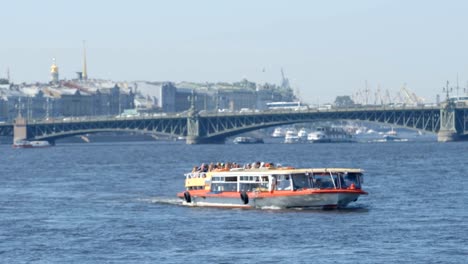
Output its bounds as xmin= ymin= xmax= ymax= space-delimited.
xmin=2 ymin=0 xmax=468 ymax=104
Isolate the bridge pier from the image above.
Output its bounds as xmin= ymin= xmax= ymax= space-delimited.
xmin=437 ymin=130 xmax=459 ymax=142
xmin=13 ymin=116 xmax=27 ymax=143
xmin=185 ymin=136 xmax=199 ymax=145
xmin=438 ymin=100 xmax=459 ymax=142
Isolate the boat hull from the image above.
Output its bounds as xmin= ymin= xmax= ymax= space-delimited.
xmin=178 ymin=189 xmax=366 ymax=209
xmin=233 ymin=137 xmax=264 ymax=144
xmin=309 ymin=139 xmax=354 ymax=143
xmin=12 ymin=140 xmax=51 ymax=148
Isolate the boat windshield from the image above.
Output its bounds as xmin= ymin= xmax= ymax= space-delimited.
xmin=277 ymin=172 xmax=363 ymax=190
xmin=340 ymin=172 xmax=362 ymax=189
xmin=313 ymin=173 xmax=336 ymax=189
xmin=312 ymin=172 xmax=362 ymax=189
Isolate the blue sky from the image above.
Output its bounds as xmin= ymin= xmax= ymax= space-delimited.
xmin=1 ymin=0 xmax=468 ymax=103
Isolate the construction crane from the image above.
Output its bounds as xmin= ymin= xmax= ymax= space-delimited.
xmin=280 ymin=68 xmax=290 ymax=90
xmin=400 ymin=84 xmax=425 ymax=106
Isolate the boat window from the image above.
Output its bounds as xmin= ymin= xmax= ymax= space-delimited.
xmin=292 ymin=173 xmax=310 ymax=190
xmin=342 ymin=173 xmax=362 ymax=189
xmin=239 ymin=183 xmax=261 ymax=192
xmin=260 ymin=176 xmax=269 ymax=189
xmin=237 ymin=175 xmax=263 ymax=191
xmin=211 ymin=182 xmax=237 ymax=192
xmin=225 ymin=176 xmax=237 ymax=182
xmin=242 ymin=176 xmax=260 ymax=181
xmin=312 ymin=174 xmax=336 ymax=189
xmin=186 ymin=172 xmax=206 ymax=179
xmin=275 ymin=174 xmax=292 ymax=191
xmin=239 ymin=175 xmax=261 ymax=182
xmin=240 ymin=176 xmax=260 ymax=181
xmin=211 ymin=176 xmax=237 ymax=182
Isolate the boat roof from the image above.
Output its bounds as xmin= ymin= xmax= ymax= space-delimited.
xmin=203 ymin=167 xmax=363 ymax=175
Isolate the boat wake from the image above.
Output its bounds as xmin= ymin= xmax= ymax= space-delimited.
xmin=258 ymin=205 xmax=283 ymax=210
xmin=138 ymin=197 xmax=369 ymax=212
xmin=138 ymin=197 xmax=184 ymax=206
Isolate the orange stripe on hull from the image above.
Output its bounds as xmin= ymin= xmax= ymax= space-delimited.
xmin=178 ymin=189 xmax=367 ymax=199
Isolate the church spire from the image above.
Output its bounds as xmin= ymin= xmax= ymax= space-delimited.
xmin=83 ymin=40 xmax=88 ymax=80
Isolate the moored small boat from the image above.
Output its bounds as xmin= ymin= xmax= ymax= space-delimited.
xmin=297 ymin=128 xmax=308 ymax=140
xmin=233 ymin=137 xmax=264 ymax=144
xmin=177 ymin=163 xmax=367 ymax=209
xmin=377 ymin=127 xmax=407 ymax=142
xmin=13 ymin=140 xmax=52 ymax=148
xmin=284 ymin=129 xmax=300 ymax=143
xmin=271 ymin=127 xmax=284 ymax=138
xmin=383 ymin=134 xmax=400 ymax=141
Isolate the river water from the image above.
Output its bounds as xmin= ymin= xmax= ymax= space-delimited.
xmin=1 ymin=140 xmax=467 ymax=263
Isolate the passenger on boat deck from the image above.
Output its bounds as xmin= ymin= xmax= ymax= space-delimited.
xmin=208 ymin=163 xmax=214 ymax=172
xmin=192 ymin=166 xmax=198 ymax=173
xmin=201 ymin=163 xmax=208 ymax=172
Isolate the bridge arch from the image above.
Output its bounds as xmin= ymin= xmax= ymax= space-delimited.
xmin=197 ymin=108 xmax=443 ymax=142
xmin=32 ymin=128 xmax=177 ymax=142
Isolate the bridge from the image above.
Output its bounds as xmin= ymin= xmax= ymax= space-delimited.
xmin=0 ymin=102 xmax=467 ymax=144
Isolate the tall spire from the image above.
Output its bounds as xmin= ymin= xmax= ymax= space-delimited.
xmin=83 ymin=40 xmax=88 ymax=80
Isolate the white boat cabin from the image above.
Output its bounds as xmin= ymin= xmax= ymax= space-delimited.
xmin=185 ymin=169 xmax=363 ymax=192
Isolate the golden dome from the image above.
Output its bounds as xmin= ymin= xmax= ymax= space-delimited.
xmin=50 ymin=59 xmax=59 ymax=73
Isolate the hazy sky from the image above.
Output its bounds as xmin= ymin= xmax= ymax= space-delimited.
xmin=2 ymin=0 xmax=468 ymax=103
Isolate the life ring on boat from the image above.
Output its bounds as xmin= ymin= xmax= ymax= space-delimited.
xmin=183 ymin=191 xmax=192 ymax=203
xmin=240 ymin=191 xmax=249 ymax=204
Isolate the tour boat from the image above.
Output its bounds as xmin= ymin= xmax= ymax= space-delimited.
xmin=307 ymin=127 xmax=354 ymax=143
xmin=177 ymin=164 xmax=367 ymax=209
xmin=13 ymin=140 xmax=51 ymax=148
